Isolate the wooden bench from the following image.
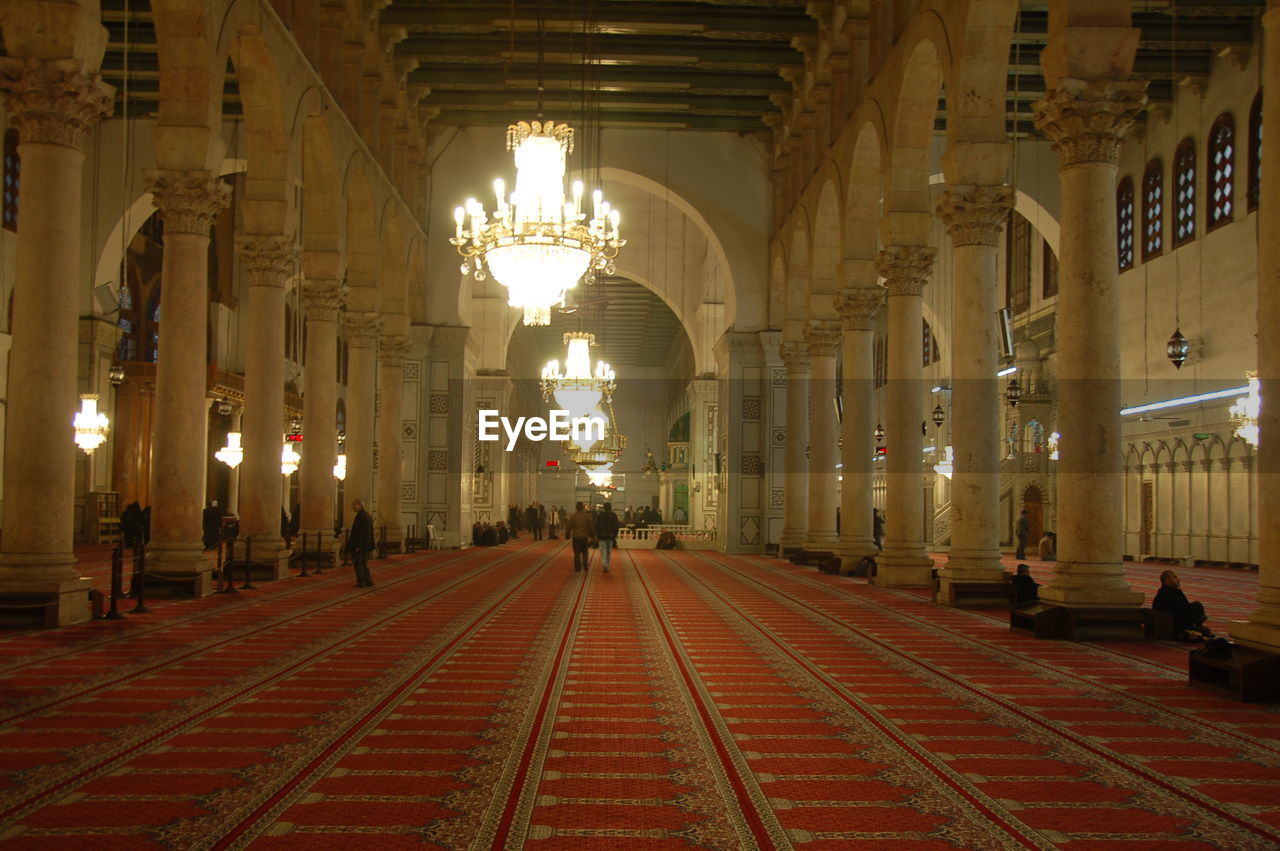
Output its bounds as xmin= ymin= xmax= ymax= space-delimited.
xmin=941 ymin=579 xmax=1013 ymax=608
xmin=1189 ymin=641 xmax=1280 ymax=701
xmin=1010 ymin=603 xmax=1148 ymax=640
xmin=817 ymin=555 xmax=842 ymax=575
xmin=0 ymin=594 xmax=60 ymax=629
xmin=1141 ymin=607 xmax=1175 ymax=640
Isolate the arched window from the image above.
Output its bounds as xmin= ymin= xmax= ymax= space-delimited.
xmin=1117 ymin=176 xmax=1135 ymax=270
xmin=1248 ymin=89 xmax=1262 ymax=213
xmin=2 ymin=129 xmax=17 ymax=232
xmin=1142 ymin=159 xmax=1163 ymax=260
xmin=1207 ymin=113 xmax=1235 ymax=231
xmin=146 ymin=288 xmax=161 ymax=362
xmin=922 ymin=319 xmax=941 ymax=367
xmin=1173 ymin=138 xmax=1196 ymax=246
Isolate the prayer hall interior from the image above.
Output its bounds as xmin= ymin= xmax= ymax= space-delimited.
xmin=1 ymin=0 xmax=1278 ymax=845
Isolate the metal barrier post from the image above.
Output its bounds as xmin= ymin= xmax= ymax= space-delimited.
xmin=104 ymin=544 xmax=124 ymax=620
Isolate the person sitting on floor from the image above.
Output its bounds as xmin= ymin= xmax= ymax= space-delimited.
xmin=1153 ymin=569 xmax=1213 ymax=639
xmin=1011 ymin=563 xmax=1039 ymax=604
xmin=849 ymin=555 xmax=877 ymax=578
xmin=1037 ymin=531 xmax=1057 ymax=562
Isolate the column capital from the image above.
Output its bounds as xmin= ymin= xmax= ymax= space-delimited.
xmin=803 ymin=320 xmax=842 ymax=357
xmin=345 ymin=311 xmax=382 ymax=347
xmin=779 ymin=340 xmax=811 ymax=373
xmin=1033 ymin=78 xmax=1148 ymax=167
xmin=0 ymin=57 xmax=114 ymax=150
xmin=144 ymin=170 xmax=231 ymax=236
xmin=379 ymin=333 xmax=411 ymax=364
xmin=301 ymin=278 xmax=348 ymax=322
xmin=236 ymin=235 xmax=295 ymax=288
xmin=834 ymin=286 xmax=885 ymax=330
xmin=936 ymin=184 xmax=1015 ymax=247
xmin=876 ymin=245 xmax=935 ymax=297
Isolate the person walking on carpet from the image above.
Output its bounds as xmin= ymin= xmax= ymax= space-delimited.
xmin=595 ymin=501 xmax=620 ymax=573
xmin=346 ymin=499 xmax=376 ymax=587
xmin=566 ymin=501 xmax=595 ymax=573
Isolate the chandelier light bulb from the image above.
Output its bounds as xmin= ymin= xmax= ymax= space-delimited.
xmin=281 ymin=439 xmax=301 ymax=476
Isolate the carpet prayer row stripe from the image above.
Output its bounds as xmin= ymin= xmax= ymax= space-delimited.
xmin=682 ymin=548 xmax=1280 ymax=847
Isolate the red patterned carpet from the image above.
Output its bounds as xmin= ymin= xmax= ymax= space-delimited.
xmin=0 ymin=541 xmax=1276 ymax=848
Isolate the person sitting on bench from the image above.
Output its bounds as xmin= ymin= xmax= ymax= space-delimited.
xmin=1011 ymin=563 xmax=1039 ymax=604
xmin=1153 ymin=569 xmax=1213 ymax=639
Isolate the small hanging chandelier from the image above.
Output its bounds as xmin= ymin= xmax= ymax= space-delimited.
xmin=931 ymin=403 xmax=945 ymax=428
xmin=108 ymin=363 xmax=126 ymax=386
xmin=873 ymin=422 xmax=885 ymax=442
xmin=333 ymin=453 xmax=347 ymax=481
xmin=1166 ymin=328 xmax=1190 ymax=369
xmin=1229 ymin=371 xmax=1260 ymax=447
xmin=585 ymin=462 xmax=614 ymax=488
xmin=73 ymin=394 xmax=110 ymax=454
xmin=640 ymin=448 xmax=659 ymax=476
xmin=451 ymin=121 xmax=624 ymax=326
xmin=1006 ymin=377 xmax=1023 ymax=407
xmin=215 ymin=432 xmax=244 ymax=469
xmin=281 ymin=440 xmax=301 ymax=476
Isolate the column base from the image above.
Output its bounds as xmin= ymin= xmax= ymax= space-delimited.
xmin=1228 ymin=620 xmax=1280 ymax=655
xmin=145 ymin=543 xmax=214 ymax=598
xmin=1039 ymin=560 xmax=1144 ymax=609
xmin=0 ymin=572 xmax=95 ymax=627
xmin=874 ymin=548 xmax=935 ymax=588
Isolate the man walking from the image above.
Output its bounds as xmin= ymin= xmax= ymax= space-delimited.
xmin=1015 ymin=509 xmax=1030 ymax=560
xmin=566 ymin=501 xmax=595 ymax=573
xmin=347 ymin=499 xmax=376 ymax=587
xmin=595 ymin=501 xmax=620 ymax=573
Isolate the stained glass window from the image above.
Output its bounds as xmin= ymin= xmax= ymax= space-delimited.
xmin=1117 ymin=176 xmax=1135 ymax=271
xmin=1174 ymin=138 xmax=1196 ymax=246
xmin=1207 ymin=113 xmax=1234 ymax=231
xmin=1142 ymin=159 xmax=1163 ymax=260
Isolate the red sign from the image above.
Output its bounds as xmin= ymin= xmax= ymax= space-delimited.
xmin=545 ymin=460 xmax=559 ymax=467
xmin=286 ymin=433 xmax=304 ymax=442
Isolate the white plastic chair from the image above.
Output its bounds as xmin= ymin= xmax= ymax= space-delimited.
xmin=427 ymin=524 xmax=445 ymax=550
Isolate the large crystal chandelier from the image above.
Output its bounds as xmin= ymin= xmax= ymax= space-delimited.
xmin=1230 ymin=371 xmax=1260 ymax=447
xmin=541 ymin=332 xmax=616 ymax=421
xmin=73 ymin=394 xmax=110 ymax=454
xmin=452 ymin=121 xmax=624 ymax=326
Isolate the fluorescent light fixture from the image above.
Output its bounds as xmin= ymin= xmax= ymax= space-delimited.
xmin=996 ymin=366 xmax=1018 ymax=377
xmin=931 ymin=386 xmax=944 ymax=393
xmin=1121 ymin=386 xmax=1250 ymax=416
xmin=922 ymin=446 xmax=937 ymax=454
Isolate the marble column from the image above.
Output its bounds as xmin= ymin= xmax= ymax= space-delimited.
xmin=236 ymin=234 xmax=294 ymax=578
xmin=875 ymin=245 xmax=936 ymax=586
xmin=804 ymin=321 xmax=841 ymax=549
xmin=835 ymin=285 xmax=885 ymax=563
xmin=376 ymin=333 xmax=411 ymax=550
xmin=778 ymin=340 xmax=810 ymax=551
xmin=343 ymin=312 xmax=381 ymax=519
xmin=0 ymin=58 xmax=113 ymax=625
xmin=1033 ymin=80 xmax=1147 ymax=609
xmin=299 ymin=278 xmax=346 ymax=553
xmin=144 ymin=170 xmax=231 ymax=595
xmin=935 ymin=185 xmax=1015 ymax=601
xmin=1232 ymin=1 xmax=1280 ymax=653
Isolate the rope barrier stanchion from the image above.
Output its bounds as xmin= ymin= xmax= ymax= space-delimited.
xmin=130 ymin=546 xmax=149 ymax=614
xmin=218 ymin=538 xmax=239 ymax=594
xmin=313 ymin=535 xmax=326 ymax=575
xmin=297 ymin=531 xmax=311 ymax=577
xmin=405 ymin=524 xmax=417 ymax=554
xmin=241 ymin=536 xmax=257 ymax=590
xmin=104 ymin=543 xmax=125 ymax=620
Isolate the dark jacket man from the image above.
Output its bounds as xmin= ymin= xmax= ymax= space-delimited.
xmin=566 ymin=502 xmax=595 ymax=572
xmin=347 ymin=500 xmax=376 ymax=587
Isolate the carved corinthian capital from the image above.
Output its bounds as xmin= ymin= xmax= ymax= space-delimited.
xmin=875 ymin=245 xmax=935 ymax=297
xmin=0 ymin=58 xmax=114 ymax=150
xmin=834 ymin=286 xmax=885 ymax=331
xmin=936 ymin=185 xmax=1015 ymax=247
xmin=302 ymin=278 xmax=348 ymax=323
xmin=236 ymin=235 xmax=295 ymax=288
xmin=1033 ymin=78 xmax=1148 ymax=167
xmin=344 ymin=312 xmax=382 ymax=348
xmin=803 ymin=320 xmax=842 ymax=357
xmin=779 ymin=340 xmax=811 ymax=373
xmin=145 ymin=170 xmax=231 ymax=236
xmin=379 ymin=334 xmax=411 ymax=365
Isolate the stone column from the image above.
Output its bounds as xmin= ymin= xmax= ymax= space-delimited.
xmin=236 ymin=234 xmax=293 ymax=578
xmin=376 ymin=333 xmax=410 ymax=550
xmin=343 ymin=312 xmax=381 ymax=520
xmin=778 ymin=340 xmax=810 ymax=551
xmin=299 ymin=278 xmax=346 ymax=555
xmin=1033 ymin=80 xmax=1147 ymax=610
xmin=0 ymin=58 xmax=113 ymax=625
xmin=804 ymin=321 xmax=841 ymax=549
xmin=835 ymin=285 xmax=885 ymax=563
xmin=144 ymin=170 xmax=231 ymax=595
xmin=875 ymin=246 xmax=936 ymax=586
xmin=934 ymin=185 xmax=1016 ymax=602
xmin=1232 ymin=1 xmax=1280 ymax=653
